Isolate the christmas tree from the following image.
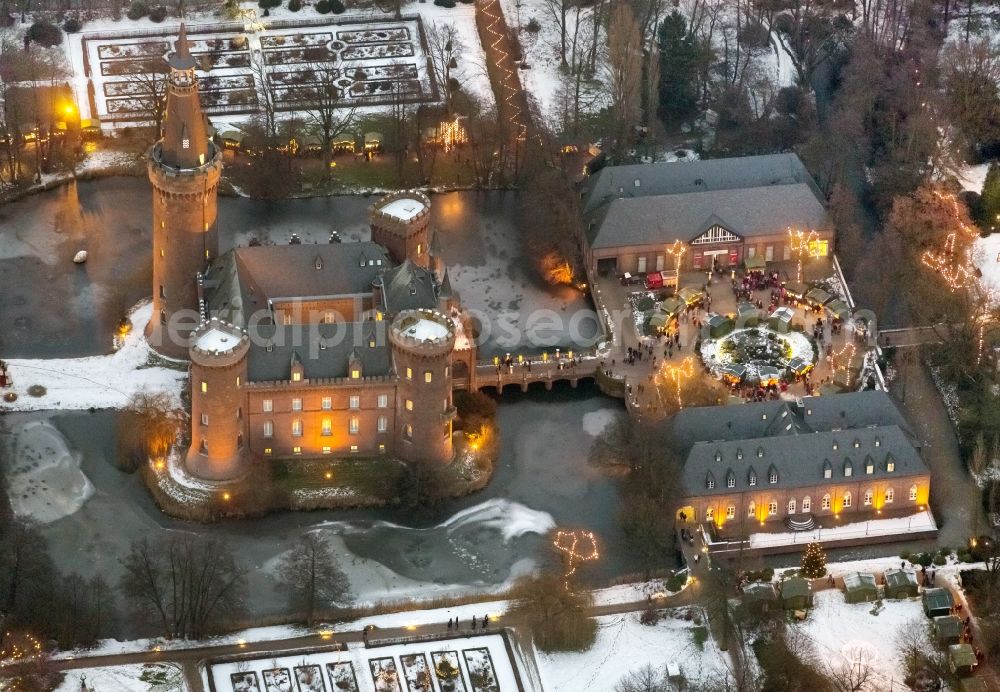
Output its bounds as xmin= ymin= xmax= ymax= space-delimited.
xmin=801 ymin=541 xmax=827 ymax=578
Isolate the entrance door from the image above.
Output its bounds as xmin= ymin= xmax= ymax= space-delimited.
xmin=637 ymin=256 xmax=647 ymax=273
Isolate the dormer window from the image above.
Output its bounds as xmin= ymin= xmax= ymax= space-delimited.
xmin=706 ymin=472 xmax=715 ymax=489
xmin=634 ymin=178 xmax=641 ymax=187
xmin=748 ymin=467 xmax=757 ymax=486
xmin=832 ymin=441 xmax=839 ymax=451
xmin=762 ymin=413 xmax=767 ymax=420
xmin=823 ymin=460 xmax=832 ymax=479
xmin=736 ymin=449 xmax=743 ymax=460
xmin=726 ymin=470 xmax=735 ymax=488
xmin=315 ymin=256 xmax=323 ymax=270
xmin=865 ymin=457 xmax=874 ymax=474
xmin=874 ymin=438 xmax=881 ymax=448
xmin=715 ymin=450 xmax=722 ymax=463
xmin=768 ymin=465 xmax=778 ymax=484
xmin=756 ymin=447 xmax=764 ymax=458
xmin=853 ymin=439 xmax=860 ymax=449
xmin=844 ymin=459 xmax=853 ymax=477
xmin=886 ymin=456 xmax=895 ymax=473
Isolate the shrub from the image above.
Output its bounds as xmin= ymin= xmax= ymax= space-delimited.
xmin=639 ymin=607 xmax=659 ymax=625
xmin=330 ymin=0 xmax=345 ymax=12
xmin=899 ymin=551 xmax=912 ymax=561
xmin=315 ymin=0 xmax=331 ymax=12
xmin=126 ymin=0 xmax=148 ymax=19
xmin=257 ymin=0 xmax=280 ymax=8
xmin=148 ymin=5 xmax=167 ymax=22
xmin=434 ymin=0 xmax=456 ymax=6
xmin=27 ymin=21 xmax=62 ymax=47
xmin=288 ymin=0 xmax=301 ymax=10
xmin=915 ymin=552 xmax=934 ymax=567
xmin=525 ymin=17 xmax=541 ymax=33
xmin=62 ymin=16 xmax=82 ymax=32
xmin=664 ymin=573 xmax=686 ymax=592
xmin=932 ymin=554 xmax=947 ymax=566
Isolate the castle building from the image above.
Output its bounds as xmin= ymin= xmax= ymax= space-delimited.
xmin=142 ymin=29 xmax=475 ymax=481
xmin=146 ymin=24 xmax=223 ymax=359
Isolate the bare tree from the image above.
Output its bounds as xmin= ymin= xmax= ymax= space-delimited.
xmin=299 ymin=65 xmax=356 ymax=179
xmin=121 ymin=57 xmax=170 ymax=137
xmin=249 ymin=48 xmax=278 ymax=146
xmin=426 ymin=21 xmax=464 ymax=114
xmin=279 ymin=533 xmax=350 ymax=626
xmin=542 ymin=0 xmax=572 ymax=66
xmin=614 ymin=664 xmax=669 ymax=692
xmin=120 ymin=535 xmax=246 ymax=640
xmin=605 ymin=3 xmax=643 ymax=157
xmin=117 ymin=390 xmax=182 ymax=472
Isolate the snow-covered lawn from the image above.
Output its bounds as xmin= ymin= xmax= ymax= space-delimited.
xmin=0 ymin=301 xmax=186 ymax=412
xmin=794 ymin=588 xmax=923 ymax=687
xmin=746 ymin=511 xmax=937 ymax=550
xmin=207 ymin=636 xmax=519 ymax=692
xmin=535 ymin=610 xmax=729 ymax=692
xmin=53 ymin=663 xmax=187 ymax=692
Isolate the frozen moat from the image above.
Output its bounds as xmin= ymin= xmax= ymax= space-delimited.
xmin=0 ymin=385 xmax=632 ymax=634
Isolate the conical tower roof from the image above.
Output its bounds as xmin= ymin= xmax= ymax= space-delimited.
xmin=438 ymin=268 xmax=454 ymax=298
xmin=158 ymin=23 xmax=211 ymax=170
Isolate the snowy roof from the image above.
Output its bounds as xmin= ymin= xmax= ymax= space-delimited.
xmin=400 ymin=317 xmax=449 ymax=341
xmin=379 ymin=197 xmax=426 ymax=221
xmin=843 ymin=572 xmax=877 ymax=591
xmin=194 ymin=326 xmax=240 ymax=353
xmin=883 ymin=568 xmax=917 ymax=589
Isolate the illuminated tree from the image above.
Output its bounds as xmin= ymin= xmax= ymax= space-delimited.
xmin=800 ymin=542 xmax=827 ymax=578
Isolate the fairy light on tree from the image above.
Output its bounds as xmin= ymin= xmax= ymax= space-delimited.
xmin=438 ymin=116 xmax=468 ymax=152
xmin=831 ymin=343 xmax=856 ymax=387
xmin=553 ymin=529 xmax=599 ymax=588
xmin=800 ymin=541 xmax=827 ymax=578
xmin=661 ymin=357 xmax=695 ymax=409
xmin=666 ymin=239 xmax=686 ymax=278
xmin=788 ymin=227 xmax=820 ymax=283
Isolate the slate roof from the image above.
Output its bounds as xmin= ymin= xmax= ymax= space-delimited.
xmin=666 ymin=391 xmax=916 ymax=449
xmin=585 ymin=183 xmax=830 ymax=249
xmin=884 ymin=568 xmax=918 ymax=590
xmin=202 ymin=242 xmax=390 ymax=328
xmin=380 ymin=260 xmax=439 ymax=313
xmin=580 ymin=153 xmax=821 ymax=215
xmin=247 ymin=321 xmax=392 ymax=382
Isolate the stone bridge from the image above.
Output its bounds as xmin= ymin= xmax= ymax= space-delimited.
xmin=466 ymin=355 xmax=606 ymax=393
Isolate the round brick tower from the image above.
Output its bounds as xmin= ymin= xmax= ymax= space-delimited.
xmin=146 ymin=24 xmax=223 ymax=359
xmin=389 ymin=309 xmax=457 ymax=465
xmin=368 ymin=190 xmax=432 ymax=268
xmin=186 ymin=318 xmax=251 ymax=481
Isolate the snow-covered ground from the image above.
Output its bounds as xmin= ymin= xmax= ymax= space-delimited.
xmin=794 ymin=588 xmax=922 ymax=687
xmin=959 ymin=162 xmax=989 ymax=194
xmin=746 ymin=510 xmax=936 ymax=550
xmin=54 ymin=663 xmax=187 ymax=692
xmin=5 ymin=419 xmax=94 ymax=523
xmin=207 ymin=635 xmax=519 ymax=692
xmin=0 ymin=301 xmax=186 ymax=411
xmin=535 ymin=610 xmax=729 ymax=692
xmin=61 ymin=0 xmax=492 ymax=129
xmin=973 ymin=233 xmax=1000 ymax=299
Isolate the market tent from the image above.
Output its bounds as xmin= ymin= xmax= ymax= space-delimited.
xmin=757 ymin=365 xmax=782 ymax=387
xmin=826 ymin=298 xmax=851 ymax=321
xmin=923 ymin=588 xmax=955 ymax=618
xmin=741 ymin=581 xmax=779 ymax=614
xmin=805 ymin=287 xmax=832 ymax=307
xmin=784 ymin=281 xmax=808 ymax=299
xmin=787 ymin=356 xmax=813 ymax=377
xmin=883 ymin=568 xmax=918 ymax=598
xmin=779 ymin=576 xmax=812 ymax=610
xmin=679 ymin=286 xmax=703 ymax=306
xmin=649 ymin=309 xmax=672 ymax=329
xmin=660 ymin=296 xmax=685 ymax=318
xmin=769 ymin=307 xmax=794 ymax=333
xmin=736 ymin=302 xmax=760 ymax=327
xmin=721 ymin=363 xmax=747 ymax=384
xmin=843 ymin=572 xmax=878 ymax=603
xmin=706 ymin=313 xmax=734 ymax=339
xmin=934 ymin=615 xmax=964 ymax=647
xmin=949 ymin=643 xmax=977 ymax=677
xmin=744 ymin=255 xmax=767 ymax=271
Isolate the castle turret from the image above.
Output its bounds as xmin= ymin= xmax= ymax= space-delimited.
xmin=146 ymin=24 xmax=223 ymax=358
xmin=186 ymin=318 xmax=251 ymax=481
xmin=389 ymin=309 xmax=457 ymax=464
xmin=368 ymin=190 xmax=432 ymax=268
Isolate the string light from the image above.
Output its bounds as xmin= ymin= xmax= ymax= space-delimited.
xmin=658 ymin=356 xmax=695 ymax=410
xmin=788 ymin=227 xmax=820 ymax=283
xmin=480 ymin=0 xmax=527 ymax=141
xmin=666 ymin=239 xmax=686 ymax=281
xmin=438 ymin=116 xmax=468 ymax=152
xmin=831 ymin=343 xmax=856 ymax=387
xmin=553 ymin=529 xmax=599 ymax=587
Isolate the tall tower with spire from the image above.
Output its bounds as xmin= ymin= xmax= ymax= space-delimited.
xmin=146 ymin=25 xmax=223 ymax=358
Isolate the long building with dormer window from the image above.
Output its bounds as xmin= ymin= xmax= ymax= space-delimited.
xmin=664 ymin=391 xmax=931 ymax=534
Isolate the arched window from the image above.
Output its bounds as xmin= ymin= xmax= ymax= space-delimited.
xmin=788 ymin=498 xmax=796 ymax=514
xmin=726 ymin=505 xmax=736 ymax=519
xmin=821 ymin=494 xmax=831 ymax=510
xmin=885 ymin=487 xmax=895 ymax=503
xmin=768 ymin=501 xmax=778 ymax=516
xmin=843 ymin=492 xmax=852 ymax=508
xmin=909 ymin=485 xmax=918 ymax=501
xmin=802 ymin=496 xmax=811 ymax=512
xmin=706 ymin=506 xmax=715 ymax=521
xmin=747 ymin=501 xmax=756 ymax=518
xmin=863 ymin=489 xmax=873 ymax=506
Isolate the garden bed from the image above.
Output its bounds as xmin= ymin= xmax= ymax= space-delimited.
xmin=293 ymin=665 xmax=325 ymax=692
xmin=326 ymin=662 xmax=359 ymax=692
xmin=97 ymin=41 xmax=169 ymax=60
xmin=342 ymin=42 xmax=415 ymax=61
xmin=462 ymin=649 xmax=499 ymax=692
xmin=400 ymin=653 xmax=433 ymax=692
xmin=369 ymin=657 xmax=401 ymax=692
xmin=431 ymin=652 xmax=467 ymax=692
xmin=263 ymin=46 xmax=337 ymax=65
xmin=260 ymin=32 xmax=333 ymax=48
xmin=261 ymin=667 xmax=291 ymax=692
xmin=337 ymin=27 xmax=410 ymax=43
